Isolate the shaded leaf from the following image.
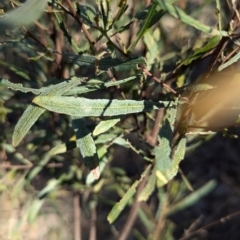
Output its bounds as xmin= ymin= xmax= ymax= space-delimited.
xmin=0 ymin=0 xmax=48 ymax=32
xmin=156 ymin=0 xmax=226 ymax=36
xmin=167 ymin=180 xmax=217 ymax=215
xmin=107 ymin=165 xmax=151 ymax=224
xmin=65 ymin=54 xmax=147 ymax=71
xmin=182 ymin=35 xmax=221 ymax=65
xmin=65 ymin=76 xmax=137 ymax=95
xmin=72 ymin=117 xmax=100 ymax=179
xmin=128 ymin=2 xmax=164 ymax=52
xmin=154 ymin=99 xmax=181 ymax=187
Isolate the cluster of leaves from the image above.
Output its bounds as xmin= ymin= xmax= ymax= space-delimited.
xmin=1 ymin=0 xmax=240 ymax=239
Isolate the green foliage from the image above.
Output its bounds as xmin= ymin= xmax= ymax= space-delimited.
xmin=1 ymin=0 xmax=239 ymax=239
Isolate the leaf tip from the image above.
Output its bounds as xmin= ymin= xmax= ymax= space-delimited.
xmin=91 ymin=166 xmax=100 ymax=180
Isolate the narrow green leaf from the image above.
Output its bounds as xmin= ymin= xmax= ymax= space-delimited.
xmin=156 ymin=0 xmax=227 ymax=36
xmin=55 ymin=12 xmax=80 ymax=53
xmin=128 ymin=3 xmax=162 ymax=52
xmin=33 ymin=96 xmax=171 ymax=117
xmin=154 ymin=100 xmax=178 ymax=187
xmin=0 ymin=0 xmax=48 ymax=32
xmin=27 ymin=199 xmax=45 ymax=223
xmin=107 ymin=165 xmax=151 ymax=224
xmin=171 ymin=137 xmax=187 ymax=177
xmin=182 ymin=35 xmax=221 ymax=65
xmin=0 ymin=79 xmax=42 ymax=94
xmin=167 ymin=180 xmax=217 ymax=215
xmin=0 ymin=60 xmax=31 ymax=81
xmin=218 ymin=51 xmax=240 ymax=71
xmin=65 ymin=76 xmax=137 ymax=95
xmin=37 ymin=179 xmax=60 ymax=198
xmin=93 ymin=118 xmax=120 ymax=136
xmin=72 ymin=117 xmax=100 ymax=179
xmin=138 ymin=166 xmax=156 ymax=202
xmin=186 ymin=83 xmax=216 ymax=92
xmin=26 ymin=141 xmax=77 ymax=182
xmin=47 ymin=141 xmax=77 ymax=156
xmin=95 ymin=133 xmax=118 ymax=144
xmin=66 ymin=54 xmax=147 ymax=71
xmin=12 ymin=80 xmax=81 ymax=147
xmin=76 ymin=4 xmax=96 ymax=27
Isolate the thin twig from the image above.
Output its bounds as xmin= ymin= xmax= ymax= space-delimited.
xmin=89 ymin=204 xmax=97 ymax=240
xmin=73 ymin=192 xmax=81 ymax=240
xmin=141 ymin=67 xmax=177 ymax=95
xmin=147 ymin=108 xmax=165 ymax=146
xmin=64 ymin=0 xmax=96 ymax=52
xmin=179 ymin=210 xmax=240 ymax=240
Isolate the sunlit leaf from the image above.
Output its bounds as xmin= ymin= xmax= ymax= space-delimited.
xmin=186 ymin=83 xmax=216 ymax=92
xmin=138 ymin=166 xmax=156 ymax=201
xmin=32 ymin=96 xmax=171 ymax=117
xmin=37 ymin=179 xmax=60 ymax=198
xmin=12 ymin=79 xmax=81 ymax=147
xmin=93 ymin=118 xmax=120 ymax=136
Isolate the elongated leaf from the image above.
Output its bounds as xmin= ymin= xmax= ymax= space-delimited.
xmin=72 ymin=117 xmax=100 ymax=179
xmin=167 ymin=180 xmax=217 ymax=215
xmin=156 ymin=0 xmax=227 ymax=36
xmin=0 ymin=79 xmax=42 ymax=94
xmin=65 ymin=54 xmax=147 ymax=71
xmin=186 ymin=83 xmax=216 ymax=92
xmin=93 ymin=118 xmax=120 ymax=136
xmin=154 ymin=99 xmax=178 ymax=187
xmin=54 ymin=12 xmax=80 ymax=53
xmin=27 ymin=199 xmax=45 ymax=223
xmin=171 ymin=137 xmax=187 ymax=177
xmin=33 ymin=96 xmax=171 ymax=117
xmin=182 ymin=35 xmax=221 ymax=65
xmin=218 ymin=51 xmax=240 ymax=71
xmin=107 ymin=165 xmax=151 ymax=224
xmin=0 ymin=60 xmax=31 ymax=81
xmin=138 ymin=166 xmax=156 ymax=201
xmin=12 ymin=80 xmax=81 ymax=147
xmin=128 ymin=3 xmax=164 ymax=52
xmin=65 ymin=76 xmax=137 ymax=95
xmin=37 ymin=179 xmax=60 ymax=198
xmin=76 ymin=4 xmax=96 ymax=27
xmin=0 ymin=0 xmax=48 ymax=32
